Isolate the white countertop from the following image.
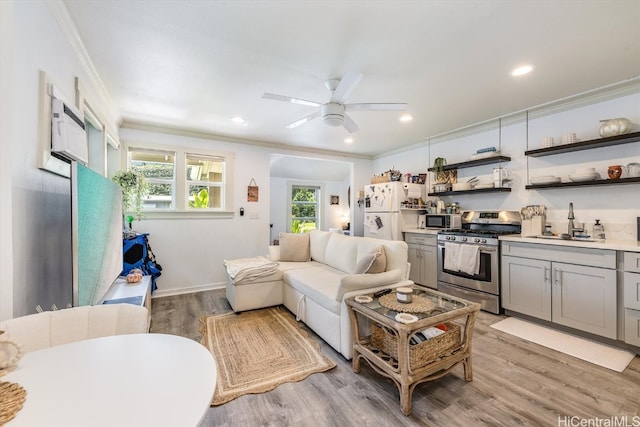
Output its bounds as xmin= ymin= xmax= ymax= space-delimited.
xmin=500 ymin=235 xmax=640 ymax=252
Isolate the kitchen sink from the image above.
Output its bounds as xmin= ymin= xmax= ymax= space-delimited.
xmin=530 ymin=235 xmax=598 ymax=243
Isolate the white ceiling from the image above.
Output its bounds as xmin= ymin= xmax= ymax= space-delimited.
xmin=64 ymin=0 xmax=640 ymax=158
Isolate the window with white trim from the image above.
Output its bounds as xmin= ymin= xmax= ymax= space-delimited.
xmin=290 ymin=185 xmax=320 ymax=232
xmin=129 ymin=148 xmax=176 ymax=210
xmin=126 ymin=144 xmax=234 ymax=215
xmin=186 ymin=154 xmax=225 ymax=209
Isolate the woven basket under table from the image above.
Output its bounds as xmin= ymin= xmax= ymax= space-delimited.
xmin=370 ymin=322 xmax=461 ymax=370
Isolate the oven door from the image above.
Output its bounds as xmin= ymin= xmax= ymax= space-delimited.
xmin=437 ymin=242 xmax=499 ymax=295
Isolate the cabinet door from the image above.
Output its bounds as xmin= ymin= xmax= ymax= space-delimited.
xmin=552 ymin=262 xmax=617 ymax=339
xmin=407 ymin=244 xmax=422 ymax=285
xmin=422 ymin=244 xmax=438 ymax=289
xmin=624 ymin=309 xmax=640 ymax=346
xmin=501 ymin=255 xmax=551 ymax=321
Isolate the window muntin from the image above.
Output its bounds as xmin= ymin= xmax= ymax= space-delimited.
xmin=129 ymin=148 xmax=176 ymax=210
xmin=291 ymin=186 xmax=319 ymax=233
xmin=186 ymin=154 xmax=225 ymax=209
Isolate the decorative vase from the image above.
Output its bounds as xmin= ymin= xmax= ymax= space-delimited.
xmin=607 ymin=165 xmax=622 ymax=180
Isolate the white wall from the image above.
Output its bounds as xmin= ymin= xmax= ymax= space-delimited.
xmin=374 ymin=90 xmax=640 ymax=240
xmin=2 ymin=1 xmax=121 ymax=318
xmin=120 ymin=127 xmax=372 ymax=296
xmin=269 ymin=177 xmax=349 ymax=239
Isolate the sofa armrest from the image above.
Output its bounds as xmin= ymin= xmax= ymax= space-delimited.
xmin=335 ymin=269 xmax=402 ymax=301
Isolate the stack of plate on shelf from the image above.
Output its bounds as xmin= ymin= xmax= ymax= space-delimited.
xmin=469 ymin=150 xmax=501 ymax=161
xmin=530 ymin=175 xmax=561 ymax=185
xmin=568 ymin=167 xmax=600 ymax=182
xmin=475 ymin=183 xmax=495 ymax=189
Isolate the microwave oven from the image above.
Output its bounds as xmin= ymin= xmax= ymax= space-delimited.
xmin=418 ymin=213 xmax=462 ymax=229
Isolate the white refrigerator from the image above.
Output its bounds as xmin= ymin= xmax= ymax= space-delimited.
xmin=363 ymin=182 xmax=406 ymax=240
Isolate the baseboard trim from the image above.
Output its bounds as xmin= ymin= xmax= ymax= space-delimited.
xmin=151 ymin=282 xmax=226 ymax=298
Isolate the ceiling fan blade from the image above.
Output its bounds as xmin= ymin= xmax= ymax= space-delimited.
xmin=345 ymin=103 xmax=408 ymax=111
xmin=262 ymin=93 xmax=321 ymax=107
xmin=330 ymin=72 xmax=363 ymax=103
xmin=285 ymin=110 xmax=321 ymax=129
xmin=342 ymin=114 xmax=360 ymax=133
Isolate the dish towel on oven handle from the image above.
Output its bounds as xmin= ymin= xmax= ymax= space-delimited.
xmin=444 ymin=242 xmax=460 ymax=272
xmin=457 ymin=244 xmax=480 ymax=275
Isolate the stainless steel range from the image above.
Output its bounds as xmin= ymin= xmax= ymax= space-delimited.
xmin=437 ymin=210 xmax=521 ymax=314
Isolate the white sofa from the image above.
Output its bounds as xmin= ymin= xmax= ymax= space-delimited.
xmin=0 ymin=304 xmax=149 ymax=353
xmin=226 ymin=230 xmax=413 ymax=359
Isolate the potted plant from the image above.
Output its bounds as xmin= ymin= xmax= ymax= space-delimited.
xmin=431 ymin=157 xmax=457 ymax=191
xmin=112 ymin=170 xmax=149 ymax=221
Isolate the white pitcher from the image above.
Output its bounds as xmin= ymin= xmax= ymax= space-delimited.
xmin=625 ymin=162 xmax=640 ymax=178
xmin=0 ymin=330 xmax=23 ymax=373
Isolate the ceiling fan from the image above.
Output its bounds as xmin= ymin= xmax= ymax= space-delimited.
xmin=262 ymin=72 xmax=408 ymax=133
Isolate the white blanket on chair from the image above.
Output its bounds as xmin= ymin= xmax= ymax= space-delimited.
xmin=224 ymin=256 xmax=279 ymax=283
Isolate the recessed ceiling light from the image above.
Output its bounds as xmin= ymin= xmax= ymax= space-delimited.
xmin=231 ymin=116 xmax=246 ymax=124
xmin=511 ymin=65 xmax=534 ymax=76
xmin=400 ymin=114 xmax=413 ymax=122
xmin=344 ymin=138 xmax=354 ymax=144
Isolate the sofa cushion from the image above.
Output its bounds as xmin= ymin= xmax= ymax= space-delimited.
xmin=309 ymin=230 xmax=332 ymax=264
xmin=283 ymin=266 xmax=343 ymax=315
xmin=355 ymin=246 xmax=386 ymax=274
xmin=279 ymin=232 xmax=310 ymax=262
xmin=324 ymin=233 xmax=359 ymax=274
xmin=359 ymin=237 xmax=409 ymax=279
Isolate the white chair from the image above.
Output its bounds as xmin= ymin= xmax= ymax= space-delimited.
xmin=0 ymin=304 xmax=149 ymax=353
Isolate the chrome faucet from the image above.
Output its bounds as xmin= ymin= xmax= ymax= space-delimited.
xmin=567 ymin=202 xmax=584 ymax=237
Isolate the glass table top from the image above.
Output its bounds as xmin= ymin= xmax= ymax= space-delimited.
xmin=353 ymin=286 xmax=472 ymax=322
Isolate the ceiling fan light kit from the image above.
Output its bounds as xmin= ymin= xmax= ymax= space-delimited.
xmin=262 ymin=72 xmax=408 ymax=133
xmin=321 ymin=103 xmax=345 ymax=127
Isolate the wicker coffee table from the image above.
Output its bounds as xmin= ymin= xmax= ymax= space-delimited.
xmin=346 ymin=286 xmax=481 ymax=416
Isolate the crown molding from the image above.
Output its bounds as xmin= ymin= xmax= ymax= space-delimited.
xmin=120 ymin=120 xmax=374 ymax=161
xmin=46 ymin=0 xmax=121 ymax=127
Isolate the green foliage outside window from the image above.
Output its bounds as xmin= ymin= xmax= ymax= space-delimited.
xmin=189 ymin=188 xmax=209 ymax=208
xmin=291 ymin=187 xmax=318 ymax=233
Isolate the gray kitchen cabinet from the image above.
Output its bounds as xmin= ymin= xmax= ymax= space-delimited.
xmin=405 ymin=233 xmax=437 ymax=289
xmin=623 ymin=252 xmax=640 ymax=346
xmin=501 ymin=255 xmax=551 ymax=321
xmin=551 ymin=262 xmax=617 ymax=339
xmin=501 ymin=241 xmax=617 ymax=339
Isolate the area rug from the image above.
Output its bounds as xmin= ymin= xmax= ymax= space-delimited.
xmin=200 ymin=307 xmax=336 ymax=405
xmin=490 ymin=317 xmax=635 ymax=372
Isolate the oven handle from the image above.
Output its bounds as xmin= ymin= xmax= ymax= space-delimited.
xmin=437 ymin=243 xmax=497 ymax=253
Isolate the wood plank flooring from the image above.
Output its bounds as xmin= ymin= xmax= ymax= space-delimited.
xmin=151 ymin=289 xmax=640 ymax=427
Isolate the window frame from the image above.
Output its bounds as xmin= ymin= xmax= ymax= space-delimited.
xmin=123 ymin=141 xmax=235 ymax=219
xmin=287 ymin=183 xmax=323 ymax=233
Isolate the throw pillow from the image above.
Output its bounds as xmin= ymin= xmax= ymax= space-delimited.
xmin=279 ymin=232 xmax=310 ymax=262
xmin=356 ymin=246 xmax=386 ymax=274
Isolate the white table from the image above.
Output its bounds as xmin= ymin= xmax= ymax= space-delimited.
xmin=4 ymin=333 xmax=216 ymax=426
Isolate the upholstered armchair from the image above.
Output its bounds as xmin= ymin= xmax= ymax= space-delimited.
xmin=0 ymin=304 xmax=149 ymax=353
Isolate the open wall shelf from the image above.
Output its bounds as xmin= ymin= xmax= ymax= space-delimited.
xmin=526 ymin=177 xmax=640 ymax=190
xmin=525 ymin=131 xmax=640 ymax=157
xmin=427 ymin=155 xmax=511 ymax=171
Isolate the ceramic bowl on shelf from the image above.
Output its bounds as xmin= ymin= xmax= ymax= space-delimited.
xmin=530 ymin=176 xmax=561 ymax=185
xmin=452 ymin=182 xmax=472 ymax=191
xmin=574 ymin=167 xmax=596 ymax=175
xmin=568 ymin=172 xmax=600 ymax=182
xmin=474 ymin=183 xmax=494 ymax=189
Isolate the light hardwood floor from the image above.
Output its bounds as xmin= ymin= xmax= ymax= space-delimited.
xmin=151 ymin=289 xmax=640 ymax=427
